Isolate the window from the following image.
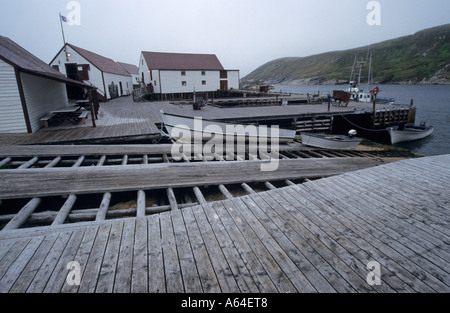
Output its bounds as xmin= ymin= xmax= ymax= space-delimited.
xmin=182 ymin=81 xmax=187 ymax=86
xmin=202 ymin=80 xmax=206 ymax=85
xmin=181 ymin=71 xmax=186 ymax=76
xmin=201 ymin=71 xmax=206 ymax=76
xmin=52 ymin=65 xmax=60 ymax=71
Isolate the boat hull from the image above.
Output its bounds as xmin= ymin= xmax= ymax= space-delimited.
xmin=301 ymin=133 xmax=361 ymax=150
xmin=387 ymin=125 xmax=434 ymax=144
xmin=161 ymin=111 xmax=296 ymax=144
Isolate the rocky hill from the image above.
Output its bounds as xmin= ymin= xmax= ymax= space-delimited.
xmin=243 ymin=24 xmax=450 ymax=86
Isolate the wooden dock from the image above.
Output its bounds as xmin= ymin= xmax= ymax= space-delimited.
xmin=0 ymin=154 xmax=448 ymax=293
xmin=0 ymin=95 xmax=415 ymax=145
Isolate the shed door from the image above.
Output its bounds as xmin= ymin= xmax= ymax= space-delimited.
xmin=77 ymin=64 xmax=90 ymax=81
xmin=220 ymin=81 xmax=228 ymax=90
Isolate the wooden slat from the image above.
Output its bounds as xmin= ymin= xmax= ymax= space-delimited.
xmin=2 ymin=198 xmax=41 ymax=231
xmin=96 ymin=193 xmax=112 ymax=221
xmin=136 ymin=190 xmax=146 ymax=218
xmin=52 ymin=195 xmax=77 ymax=226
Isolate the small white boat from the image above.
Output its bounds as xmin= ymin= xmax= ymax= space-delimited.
xmin=386 ymin=123 xmax=434 ymax=144
xmin=301 ymin=131 xmax=361 ymax=150
xmin=161 ymin=111 xmax=296 ymax=143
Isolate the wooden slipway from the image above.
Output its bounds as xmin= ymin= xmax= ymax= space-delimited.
xmin=0 ymin=157 xmax=390 ymax=199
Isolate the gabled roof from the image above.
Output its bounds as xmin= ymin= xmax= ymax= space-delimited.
xmin=117 ymin=62 xmax=139 ymax=75
xmin=67 ymin=43 xmax=131 ymax=77
xmin=142 ymin=51 xmax=225 ymax=71
xmin=0 ymin=35 xmax=93 ymax=88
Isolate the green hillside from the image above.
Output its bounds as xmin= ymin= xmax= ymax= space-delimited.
xmin=243 ymin=24 xmax=450 ymax=86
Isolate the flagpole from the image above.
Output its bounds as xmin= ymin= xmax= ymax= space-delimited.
xmin=59 ymin=12 xmax=66 ymax=46
xmin=59 ymin=13 xmax=69 ymax=61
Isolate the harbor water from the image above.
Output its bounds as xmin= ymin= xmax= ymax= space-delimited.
xmin=273 ymin=84 xmax=450 ymax=156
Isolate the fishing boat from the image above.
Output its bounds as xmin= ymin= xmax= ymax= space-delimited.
xmin=386 ymin=122 xmax=434 ymax=144
xmin=301 ymin=130 xmax=362 ymax=150
xmin=161 ymin=111 xmax=297 ymax=143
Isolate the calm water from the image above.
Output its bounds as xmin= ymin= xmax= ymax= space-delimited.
xmin=273 ymin=84 xmax=450 ymax=156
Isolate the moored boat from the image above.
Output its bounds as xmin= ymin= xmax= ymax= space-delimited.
xmin=301 ymin=131 xmax=361 ymax=150
xmin=386 ymin=122 xmax=434 ymax=144
xmin=161 ymin=111 xmax=297 ymax=143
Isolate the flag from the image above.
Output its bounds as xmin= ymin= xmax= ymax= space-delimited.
xmin=61 ymin=15 xmax=70 ymax=23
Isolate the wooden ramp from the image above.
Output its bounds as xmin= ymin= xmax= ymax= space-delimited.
xmin=0 ymin=155 xmax=448 ymax=293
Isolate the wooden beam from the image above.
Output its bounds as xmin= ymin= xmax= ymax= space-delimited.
xmin=166 ymin=187 xmax=178 ymax=211
xmin=52 ymin=195 xmax=77 ymax=226
xmin=96 ymin=193 xmax=112 ymax=221
xmin=218 ymin=184 xmax=233 ymax=199
xmin=0 ymin=157 xmax=12 ymax=168
xmin=137 ymin=190 xmax=146 ymax=218
xmin=2 ymin=198 xmax=41 ymax=231
xmin=45 ymin=156 xmax=62 ymax=168
xmin=193 ymin=186 xmax=207 ymax=204
xmin=18 ymin=157 xmax=38 ymax=169
xmin=241 ymin=183 xmax=256 ymax=194
xmin=0 ymin=158 xmax=396 ymax=200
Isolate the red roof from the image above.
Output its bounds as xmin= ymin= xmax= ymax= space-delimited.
xmin=142 ymin=51 xmax=224 ymax=71
xmin=117 ymin=62 xmax=139 ymax=75
xmin=68 ymin=44 xmax=131 ymax=77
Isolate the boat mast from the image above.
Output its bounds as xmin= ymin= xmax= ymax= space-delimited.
xmin=367 ymin=51 xmax=373 ymax=89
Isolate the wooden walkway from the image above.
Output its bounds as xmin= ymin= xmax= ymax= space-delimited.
xmin=0 ymin=95 xmax=414 ymax=145
xmin=0 ymin=155 xmax=448 ymax=293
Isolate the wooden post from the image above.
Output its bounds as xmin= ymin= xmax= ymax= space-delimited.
xmin=89 ymin=90 xmax=96 ymax=128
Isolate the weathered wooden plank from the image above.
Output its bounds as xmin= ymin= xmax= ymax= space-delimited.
xmin=148 ymin=214 xmax=165 ymax=293
xmin=243 ymin=193 xmax=337 ymax=293
xmin=9 ymin=233 xmax=59 ymax=293
xmin=26 ymin=230 xmax=73 ymax=293
xmin=296 ymin=182 xmax=445 ymax=292
xmin=194 ymin=204 xmax=258 ymax=292
xmin=78 ymin=223 xmax=112 ymax=293
xmin=0 ymin=236 xmax=44 ymax=293
xmin=131 ymin=217 xmax=148 ymax=293
xmin=160 ymin=213 xmax=184 ymax=292
xmin=254 ymin=191 xmax=357 ymax=293
xmin=60 ymin=226 xmax=99 ymax=293
xmin=42 ymin=228 xmax=86 ymax=293
xmin=286 ymin=184 xmax=427 ymax=292
xmin=95 ymin=221 xmax=124 ymax=293
xmin=182 ymin=206 xmax=224 ymax=293
xmin=0 ymin=158 xmax=392 ymax=199
xmin=0 ymin=238 xmax=32 ymax=281
xmin=212 ymin=200 xmax=293 ymax=292
xmin=228 ymin=196 xmax=317 ymax=292
xmin=171 ymin=209 xmax=203 ymax=293
xmin=0 ymin=144 xmax=174 ymax=158
xmin=112 ymin=218 xmax=135 ymax=293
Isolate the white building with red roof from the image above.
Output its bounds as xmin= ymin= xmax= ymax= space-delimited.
xmin=139 ymin=51 xmax=239 ymax=96
xmin=50 ymin=43 xmax=133 ymax=100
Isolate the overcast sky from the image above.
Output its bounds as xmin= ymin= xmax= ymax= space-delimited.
xmin=1 ymin=0 xmax=449 ymax=76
